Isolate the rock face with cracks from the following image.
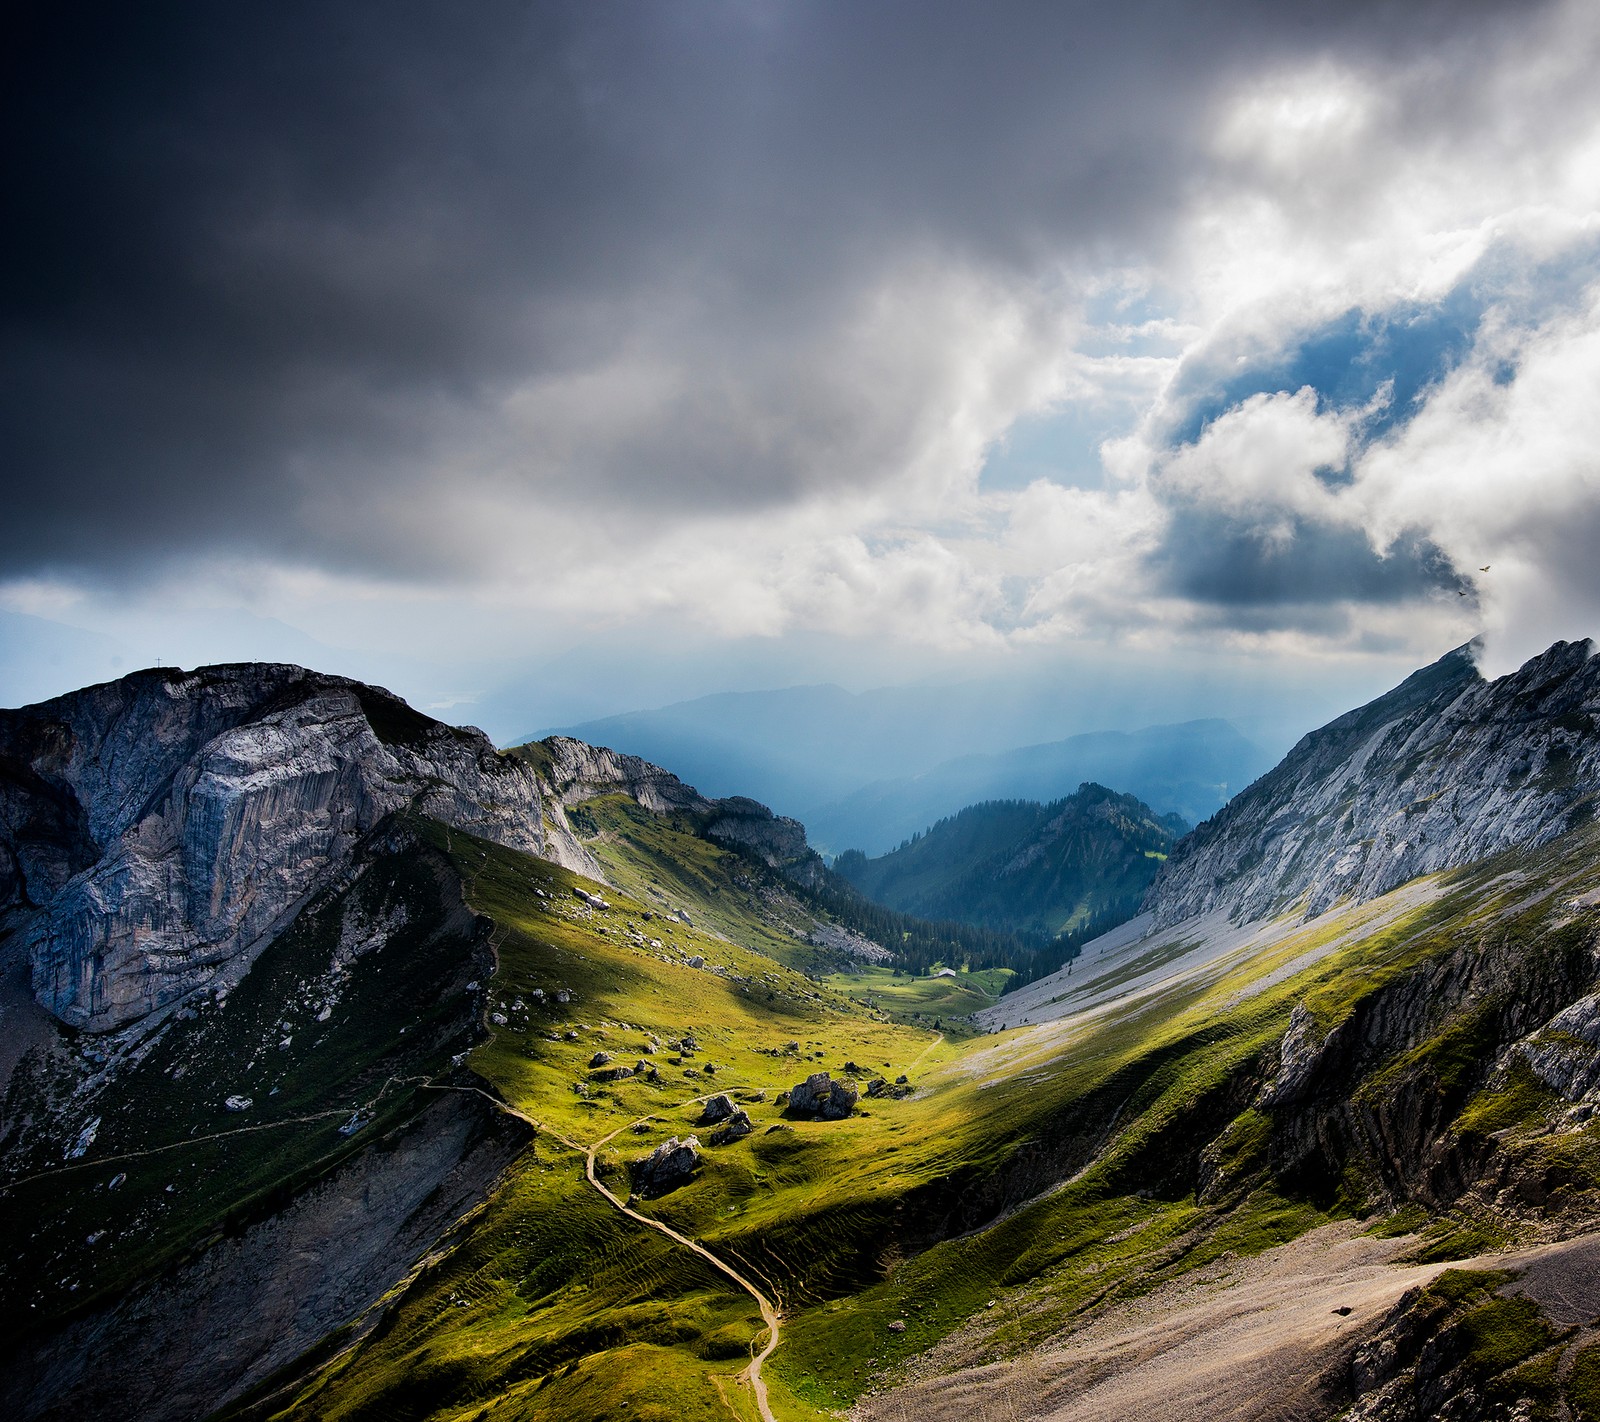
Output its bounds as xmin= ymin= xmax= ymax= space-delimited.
xmin=1145 ymin=641 xmax=1600 ymax=928
xmin=0 ymin=664 xmax=595 ymax=1032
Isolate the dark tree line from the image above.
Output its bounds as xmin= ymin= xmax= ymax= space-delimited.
xmin=798 ymin=868 xmax=1107 ymax=988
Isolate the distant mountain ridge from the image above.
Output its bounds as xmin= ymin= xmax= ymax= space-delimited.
xmin=808 ymin=718 xmax=1264 ymax=855
xmin=1144 ymin=639 xmax=1600 ymax=927
xmin=834 ymin=784 xmax=1184 ymax=943
xmin=548 ymin=684 xmax=1273 ymax=855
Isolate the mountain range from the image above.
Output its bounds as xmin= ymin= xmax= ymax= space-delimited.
xmin=810 ymin=717 xmax=1260 ymax=855
xmin=552 ymin=687 xmax=1270 ymax=854
xmin=5 ymin=643 xmax=1600 ymax=1421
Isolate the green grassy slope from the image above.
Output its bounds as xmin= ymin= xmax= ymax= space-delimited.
xmin=280 ymin=809 xmax=1600 ymax=1421
xmin=17 ymin=768 xmax=1598 ymax=1421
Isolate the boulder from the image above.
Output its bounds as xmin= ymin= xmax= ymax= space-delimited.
xmin=588 ymin=1050 xmax=612 ymax=1069
xmin=700 ymin=1093 xmax=736 ymax=1125
xmin=630 ymin=1135 xmax=701 ymax=1197
xmin=709 ymin=1110 xmax=753 ymax=1146
xmin=787 ymin=1071 xmax=857 ymax=1120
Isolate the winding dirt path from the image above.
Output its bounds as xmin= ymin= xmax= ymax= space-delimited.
xmin=584 ymin=1111 xmax=783 ymax=1422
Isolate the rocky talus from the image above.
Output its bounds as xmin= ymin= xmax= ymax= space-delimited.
xmin=1144 ymin=640 xmax=1600 ymax=927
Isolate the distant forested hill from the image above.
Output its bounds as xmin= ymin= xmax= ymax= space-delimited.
xmin=833 ymin=784 xmax=1185 ymax=943
xmin=805 ymin=718 xmax=1262 ymax=855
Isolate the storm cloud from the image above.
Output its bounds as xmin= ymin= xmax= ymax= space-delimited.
xmin=3 ymin=0 xmax=1597 ymax=681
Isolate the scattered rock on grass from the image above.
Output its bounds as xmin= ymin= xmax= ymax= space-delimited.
xmin=631 ymin=1135 xmax=701 ymax=1196
xmin=709 ymin=1110 xmax=754 ymax=1146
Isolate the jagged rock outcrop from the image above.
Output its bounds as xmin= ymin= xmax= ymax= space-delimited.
xmin=528 ymin=735 xmax=828 ymax=887
xmin=699 ymin=1092 xmax=736 ymax=1125
xmin=1145 ymin=641 xmax=1600 ymax=927
xmin=1258 ymin=1004 xmax=1332 ymax=1108
xmin=1500 ymin=991 xmax=1600 ymax=1103
xmin=699 ymin=796 xmax=827 ymax=888
xmin=535 ymin=736 xmax=715 ymax=816
xmin=0 ymin=665 xmax=595 ymax=1032
xmin=1258 ymin=916 xmax=1597 ymax=1209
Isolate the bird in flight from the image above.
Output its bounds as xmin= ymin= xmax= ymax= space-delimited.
xmin=1480 ymin=565 xmax=1491 ymax=572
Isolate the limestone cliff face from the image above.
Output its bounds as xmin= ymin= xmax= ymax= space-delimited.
xmin=1144 ymin=640 xmax=1600 ymax=927
xmin=0 ymin=665 xmax=592 ymax=1032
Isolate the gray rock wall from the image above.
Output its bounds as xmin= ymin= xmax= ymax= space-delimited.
xmin=1 ymin=665 xmax=594 ymax=1032
xmin=1144 ymin=640 xmax=1600 ymax=927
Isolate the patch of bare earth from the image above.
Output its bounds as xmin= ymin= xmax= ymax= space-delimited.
xmin=853 ymin=1222 xmax=1600 ymax=1422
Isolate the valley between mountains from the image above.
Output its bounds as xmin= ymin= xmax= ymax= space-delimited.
xmin=6 ymin=644 xmax=1600 ymax=1420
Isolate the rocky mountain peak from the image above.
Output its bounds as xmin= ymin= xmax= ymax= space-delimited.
xmin=0 ymin=664 xmax=593 ymax=1032
xmin=1143 ymin=638 xmax=1600 ymax=927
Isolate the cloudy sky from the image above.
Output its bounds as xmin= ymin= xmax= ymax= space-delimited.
xmin=4 ymin=0 xmax=1599 ymax=743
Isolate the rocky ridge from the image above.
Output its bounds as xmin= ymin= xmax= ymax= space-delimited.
xmin=1144 ymin=640 xmax=1600 ymax=928
xmin=531 ymin=734 xmax=827 ymax=888
xmin=0 ymin=664 xmax=842 ymax=1044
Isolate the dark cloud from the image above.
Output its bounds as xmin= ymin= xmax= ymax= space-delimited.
xmin=1152 ymin=506 xmax=1466 ymax=610
xmin=0 ymin=0 xmax=1558 ymax=581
